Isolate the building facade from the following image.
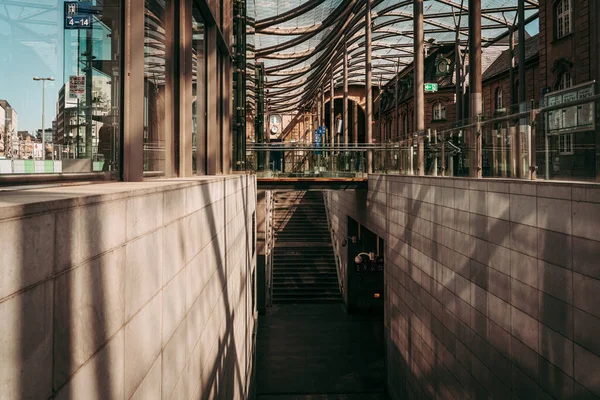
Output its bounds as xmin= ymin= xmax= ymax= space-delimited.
xmin=538 ymin=0 xmax=600 ymax=180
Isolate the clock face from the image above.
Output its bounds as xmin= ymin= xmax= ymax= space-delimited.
xmin=438 ymin=60 xmax=447 ymax=73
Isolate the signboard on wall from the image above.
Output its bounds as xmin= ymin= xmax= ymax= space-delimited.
xmin=64 ymin=2 xmax=92 ymax=29
xmin=544 ymin=82 xmax=595 ymax=135
xmin=424 ymin=83 xmax=438 ymax=92
xmin=69 ymin=75 xmax=86 ymax=100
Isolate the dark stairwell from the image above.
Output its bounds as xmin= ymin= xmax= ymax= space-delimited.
xmin=271 ymin=191 xmax=340 ymax=304
xmin=256 ymin=191 xmax=387 ymax=400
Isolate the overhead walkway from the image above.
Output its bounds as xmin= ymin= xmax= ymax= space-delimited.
xmin=257 ymin=177 xmax=367 ymax=190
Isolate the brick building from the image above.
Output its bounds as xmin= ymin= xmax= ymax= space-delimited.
xmin=376 ymin=44 xmax=506 ymax=144
xmin=481 ymin=35 xmax=540 ymax=117
xmin=538 ymin=0 xmax=600 ymax=180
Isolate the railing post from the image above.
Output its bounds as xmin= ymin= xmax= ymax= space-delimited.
xmin=414 ymin=0 xmax=425 ymax=176
xmin=468 ymin=0 xmax=482 ymax=178
xmin=365 ymin=0 xmax=373 ymax=173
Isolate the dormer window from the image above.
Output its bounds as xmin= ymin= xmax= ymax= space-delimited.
xmin=556 ymin=0 xmax=572 ymax=39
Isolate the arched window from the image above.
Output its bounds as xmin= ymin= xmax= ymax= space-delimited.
xmin=555 ymin=0 xmax=572 ymax=39
xmin=432 ymin=102 xmax=446 ymax=121
xmin=558 ymin=71 xmax=573 ymax=90
xmin=495 ymin=87 xmax=503 ymax=110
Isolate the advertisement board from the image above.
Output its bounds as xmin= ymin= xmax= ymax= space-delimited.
xmin=69 ymin=75 xmax=86 ymax=100
xmin=544 ymin=82 xmax=595 ymax=135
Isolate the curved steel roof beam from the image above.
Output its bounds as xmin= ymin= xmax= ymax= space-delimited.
xmin=263 ymin=0 xmax=379 ymax=73
xmin=269 ymin=65 xmax=312 ymax=76
xmin=259 ymin=24 xmax=323 ymax=36
xmin=433 ymin=0 xmax=505 ymax=25
xmin=255 ymin=0 xmax=328 ymax=30
xmin=255 ymin=0 xmax=356 ymax=57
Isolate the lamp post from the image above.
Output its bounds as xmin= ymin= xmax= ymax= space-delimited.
xmin=33 ymin=76 xmax=54 ymax=160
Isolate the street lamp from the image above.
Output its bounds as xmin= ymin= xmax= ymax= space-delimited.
xmin=33 ymin=76 xmax=55 ymax=160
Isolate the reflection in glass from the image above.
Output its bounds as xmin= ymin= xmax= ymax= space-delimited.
xmin=0 ymin=0 xmax=121 ymax=174
xmin=144 ymin=0 xmax=168 ymax=173
xmin=192 ymin=14 xmax=205 ymax=174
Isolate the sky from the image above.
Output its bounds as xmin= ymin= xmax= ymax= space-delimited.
xmin=0 ymin=0 xmax=114 ymax=135
xmin=0 ymin=1 xmax=539 ymax=134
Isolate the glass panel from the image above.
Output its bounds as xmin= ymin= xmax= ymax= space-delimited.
xmin=192 ymin=14 xmax=205 ymax=174
xmin=144 ymin=0 xmax=169 ymax=174
xmin=0 ymin=0 xmax=121 ymax=175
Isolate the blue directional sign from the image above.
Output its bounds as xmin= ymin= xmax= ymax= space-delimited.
xmin=314 ymin=126 xmax=325 ymax=155
xmin=65 ymin=2 xmax=93 ymax=29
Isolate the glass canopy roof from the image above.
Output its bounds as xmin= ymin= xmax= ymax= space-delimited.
xmin=249 ymin=0 xmax=539 ymax=113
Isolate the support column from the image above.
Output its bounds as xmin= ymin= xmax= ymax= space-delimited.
xmin=316 ymin=90 xmax=322 ymax=129
xmin=206 ymin=24 xmax=219 ymax=174
xmin=468 ymin=0 xmax=482 ymax=178
xmin=395 ymin=58 xmax=399 ymax=140
xmin=122 ymin=0 xmax=144 ymax=181
xmin=353 ymin=101 xmax=358 ymax=146
xmin=378 ymin=77 xmax=383 ymax=143
xmin=518 ymin=0 xmax=527 ymax=178
xmin=343 ymin=38 xmax=349 ymax=146
xmin=179 ymin=0 xmax=193 ymax=177
xmin=455 ymin=40 xmax=462 ymax=123
xmin=365 ymin=0 xmax=373 ymax=173
xmin=414 ymin=0 xmax=425 ymax=175
xmin=330 ymin=69 xmax=335 ymax=150
xmin=596 ymin=0 xmax=600 ymax=181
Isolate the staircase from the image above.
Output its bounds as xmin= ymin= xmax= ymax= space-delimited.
xmin=271 ymin=191 xmax=340 ymax=304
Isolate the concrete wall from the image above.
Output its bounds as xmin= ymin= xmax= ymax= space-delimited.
xmin=0 ymin=175 xmax=257 ymax=400
xmin=326 ymin=175 xmax=600 ymax=399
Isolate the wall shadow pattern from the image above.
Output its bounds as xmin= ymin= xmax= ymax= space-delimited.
xmin=326 ymin=175 xmax=600 ymax=399
xmin=0 ymin=175 xmax=256 ymax=400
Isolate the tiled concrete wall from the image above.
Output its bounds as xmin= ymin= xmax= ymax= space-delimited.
xmin=0 ymin=176 xmax=257 ymax=400
xmin=326 ymin=176 xmax=600 ymax=399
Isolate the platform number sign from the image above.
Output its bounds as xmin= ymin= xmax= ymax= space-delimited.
xmin=65 ymin=2 xmax=92 ymax=29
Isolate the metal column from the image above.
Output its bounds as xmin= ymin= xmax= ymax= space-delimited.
xmin=330 ymin=68 xmax=335 ymax=149
xmin=518 ymin=0 xmax=527 ymax=178
xmin=353 ymin=101 xmax=358 ymax=146
xmin=343 ymin=38 xmax=349 ymax=146
xmin=414 ymin=0 xmax=424 ymax=175
xmin=395 ymin=58 xmax=399 ymax=140
xmin=122 ymin=0 xmax=144 ymax=181
xmin=365 ymin=0 xmax=373 ymax=173
xmin=468 ymin=0 xmax=482 ymax=178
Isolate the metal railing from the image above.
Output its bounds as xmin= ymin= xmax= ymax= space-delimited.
xmin=246 ymin=93 xmax=600 ymax=182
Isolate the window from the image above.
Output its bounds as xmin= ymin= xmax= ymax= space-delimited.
xmin=0 ymin=1 xmax=121 ymax=173
xmin=432 ymin=102 xmax=446 ymax=121
xmin=556 ymin=0 xmax=572 ymax=39
xmin=192 ymin=15 xmax=206 ymax=174
xmin=558 ymin=72 xmax=573 ymax=90
xmin=144 ymin=0 xmax=170 ymax=174
xmin=495 ymin=87 xmax=503 ymax=110
xmin=559 ymin=134 xmax=574 ymax=154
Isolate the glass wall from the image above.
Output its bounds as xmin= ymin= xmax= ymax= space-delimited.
xmin=144 ymin=0 xmax=170 ymax=174
xmin=0 ymin=0 xmax=121 ymax=175
xmin=192 ymin=13 xmax=205 ymax=174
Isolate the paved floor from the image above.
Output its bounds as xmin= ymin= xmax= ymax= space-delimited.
xmin=256 ymin=303 xmax=388 ymax=400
